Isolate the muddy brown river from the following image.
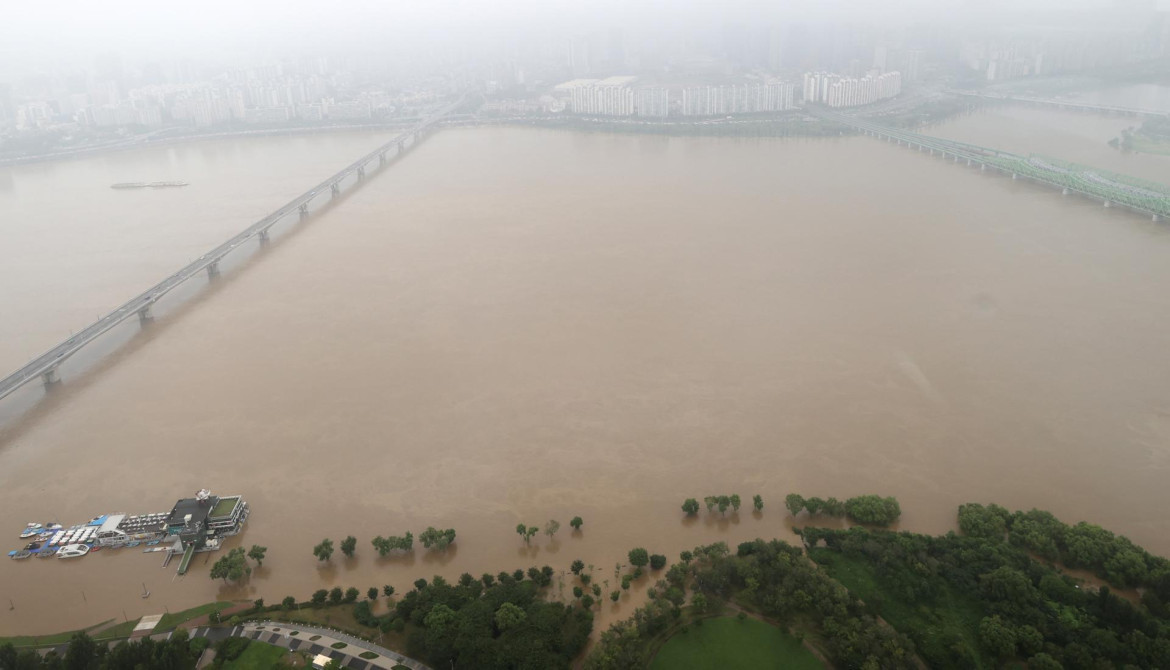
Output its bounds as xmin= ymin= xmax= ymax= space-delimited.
xmin=1 ymin=108 xmax=1169 ymax=637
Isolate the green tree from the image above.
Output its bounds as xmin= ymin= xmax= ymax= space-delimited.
xmin=844 ymin=495 xmax=901 ymax=525
xmin=691 ymin=592 xmax=708 ymax=614
xmin=311 ymin=589 xmax=327 ymax=606
xmin=340 ymin=535 xmax=357 ymax=558
xmin=682 ymin=498 xmax=700 ymax=516
xmin=281 ymin=596 xmax=296 ymax=610
xmin=382 ymin=584 xmax=395 ymax=598
xmin=328 ymin=587 xmax=343 ymax=605
xmin=419 ymin=526 xmax=456 ymax=551
xmin=571 ymin=559 xmax=585 ymax=574
xmin=628 ymin=548 xmax=649 ymax=568
xmin=680 ymin=550 xmax=693 ymax=564
xmin=313 ymin=538 xmax=334 ymax=562
xmin=517 ymin=523 xmax=537 ymax=545
xmin=717 ymin=495 xmax=730 ymax=516
xmin=785 ymin=493 xmax=805 ymax=516
xmin=978 ymin=615 xmax=1017 ymax=659
xmin=545 ymin=519 xmax=561 ymax=540
xmin=573 ymin=586 xmax=584 ymax=599
xmin=582 ymin=595 xmax=595 ymax=610
xmin=209 ymin=547 xmax=251 ymax=583
xmin=650 ymin=554 xmax=667 ymax=570
xmin=610 ymin=590 xmax=620 ymax=602
xmin=495 ymin=602 xmax=527 ymax=631
xmin=343 ymin=587 xmax=359 ymax=603
xmin=704 ymin=496 xmax=717 ymax=512
xmin=367 ymin=587 xmax=378 ymax=601
xmin=729 ymin=494 xmax=741 ymax=512
xmin=570 ymin=516 xmax=584 ymax=531
xmin=805 ymin=497 xmax=825 ymax=515
xmin=621 ymin=575 xmax=632 ymax=590
xmin=752 ymin=494 xmax=763 ymax=512
xmin=247 ymin=544 xmax=267 ymax=567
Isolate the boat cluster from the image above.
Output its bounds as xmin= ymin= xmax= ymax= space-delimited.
xmin=8 ymin=517 xmax=166 ymax=561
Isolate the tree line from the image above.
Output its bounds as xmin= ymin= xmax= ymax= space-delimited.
xmin=313 ymin=527 xmax=457 ymax=562
xmin=680 ymin=494 xmax=763 ymax=516
xmin=785 ymin=493 xmax=902 ymax=526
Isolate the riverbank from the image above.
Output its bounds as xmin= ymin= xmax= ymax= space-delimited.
xmin=0 ymin=121 xmax=420 ymax=167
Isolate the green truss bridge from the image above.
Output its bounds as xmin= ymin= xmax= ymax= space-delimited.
xmin=807 ymin=107 xmax=1170 ymax=222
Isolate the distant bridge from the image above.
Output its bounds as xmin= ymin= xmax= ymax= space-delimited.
xmin=807 ymin=106 xmax=1170 ymax=222
xmin=949 ymin=89 xmax=1169 ymax=119
xmin=0 ymin=97 xmax=464 ymax=403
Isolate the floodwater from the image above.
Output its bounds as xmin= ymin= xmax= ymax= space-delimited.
xmin=3 ymin=119 xmax=1170 ymax=637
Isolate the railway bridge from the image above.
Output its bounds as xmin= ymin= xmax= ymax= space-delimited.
xmin=808 ymin=106 xmax=1170 ymax=222
xmin=0 ymin=97 xmax=464 ymax=404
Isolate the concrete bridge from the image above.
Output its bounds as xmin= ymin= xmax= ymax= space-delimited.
xmin=807 ymin=106 xmax=1170 ymax=222
xmin=0 ymin=97 xmax=464 ymax=404
xmin=948 ymin=89 xmax=1169 ymax=118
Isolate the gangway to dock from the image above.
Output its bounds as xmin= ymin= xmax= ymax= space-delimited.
xmin=176 ymin=544 xmax=195 ymax=575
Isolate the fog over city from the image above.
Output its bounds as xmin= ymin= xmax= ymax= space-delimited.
xmin=2 ymin=0 xmax=1170 ymax=668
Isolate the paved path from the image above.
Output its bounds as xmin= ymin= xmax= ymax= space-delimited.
xmin=194 ymin=621 xmax=433 ymax=670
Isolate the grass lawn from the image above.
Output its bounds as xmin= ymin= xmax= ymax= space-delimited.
xmin=157 ymin=601 xmax=234 ymax=631
xmin=93 ymin=619 xmax=142 ymax=640
xmin=810 ymin=549 xmax=988 ymax=668
xmin=0 ymin=620 xmax=113 ymax=648
xmin=222 ymin=642 xmax=290 ymax=669
xmin=649 ymin=617 xmax=823 ymax=670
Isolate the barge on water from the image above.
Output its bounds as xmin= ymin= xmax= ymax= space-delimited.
xmin=8 ymin=489 xmax=248 ymax=571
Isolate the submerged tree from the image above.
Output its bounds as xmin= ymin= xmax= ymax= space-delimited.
xmin=570 ymin=516 xmax=584 ymax=531
xmin=210 ymin=547 xmax=251 ymax=583
xmin=340 ymin=536 xmax=357 ymax=558
xmin=545 ymin=519 xmax=561 ymax=540
xmin=682 ymin=498 xmax=700 ymax=516
xmin=313 ymin=538 xmax=334 ymax=562
xmin=420 ymin=526 xmax=456 ymax=551
xmin=247 ymin=544 xmax=267 ymax=567
xmin=753 ymin=494 xmax=764 ymax=512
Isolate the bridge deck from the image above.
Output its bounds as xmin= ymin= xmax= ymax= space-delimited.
xmin=0 ymin=97 xmax=463 ymax=403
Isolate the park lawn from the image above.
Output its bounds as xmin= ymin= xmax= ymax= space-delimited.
xmin=649 ymin=617 xmax=822 ymax=670
xmin=810 ymin=548 xmax=989 ymax=669
xmin=222 ymin=641 xmax=291 ymax=669
xmin=93 ymin=618 xmax=142 ymax=640
xmin=156 ymin=601 xmax=234 ymax=631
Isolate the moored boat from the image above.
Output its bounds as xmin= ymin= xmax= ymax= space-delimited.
xmin=57 ymin=544 xmax=90 ymax=559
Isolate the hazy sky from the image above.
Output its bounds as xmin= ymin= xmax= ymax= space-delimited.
xmin=0 ymin=0 xmax=1151 ymax=77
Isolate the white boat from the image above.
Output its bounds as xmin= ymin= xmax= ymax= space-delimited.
xmin=57 ymin=544 xmax=90 ymax=559
xmin=19 ymin=524 xmax=42 ymax=539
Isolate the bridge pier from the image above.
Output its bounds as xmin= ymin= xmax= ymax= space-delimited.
xmin=330 ymin=183 xmax=340 ymax=199
xmin=1011 ymin=173 xmax=1017 ymax=180
xmin=299 ymin=203 xmax=309 ymax=219
xmin=137 ymin=305 xmax=154 ymax=325
xmin=1153 ymin=214 xmax=1161 ymax=222
xmin=397 ymin=140 xmax=405 ymax=154
xmin=258 ymin=229 xmax=270 ymax=246
xmin=207 ymin=261 xmax=220 ymax=279
xmin=1104 ymin=200 xmax=1111 ymax=208
xmin=379 ymin=153 xmax=386 ymax=166
xmin=357 ymin=166 xmax=366 ymax=181
xmin=42 ymin=368 xmax=60 ymax=390
xmin=1062 ymin=188 xmax=1069 ymax=195
xmin=980 ymin=163 xmax=986 ymax=171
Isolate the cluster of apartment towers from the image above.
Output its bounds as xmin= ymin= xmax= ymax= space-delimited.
xmin=554 ymin=70 xmax=902 ymax=118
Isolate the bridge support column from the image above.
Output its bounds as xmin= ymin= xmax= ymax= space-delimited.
xmin=42 ymin=368 xmax=60 ymax=390
xmin=207 ymin=261 xmax=220 ymax=279
xmin=258 ymin=229 xmax=270 ymax=246
xmin=330 ymin=183 xmax=340 ymax=199
xmin=379 ymin=153 xmax=386 ymax=166
xmin=967 ymin=159 xmax=972 ymax=166
xmin=980 ymin=163 xmax=986 ymax=171
xmin=397 ymin=140 xmax=405 ymax=154
xmin=1062 ymin=188 xmax=1069 ymax=195
xmin=1153 ymin=214 xmax=1161 ymax=222
xmin=299 ymin=203 xmax=309 ymax=219
xmin=137 ymin=305 xmax=154 ymax=325
xmin=1011 ymin=173 xmax=1017 ymax=180
xmin=1104 ymin=200 xmax=1111 ymax=208
xmin=357 ymin=166 xmax=366 ymax=181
